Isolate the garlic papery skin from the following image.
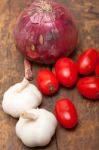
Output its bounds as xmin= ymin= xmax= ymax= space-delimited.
xmin=16 ymin=109 xmax=57 ymax=147
xmin=2 ymin=78 xmax=42 ymax=118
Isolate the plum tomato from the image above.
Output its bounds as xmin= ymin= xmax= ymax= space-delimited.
xmin=37 ymin=69 xmax=59 ymax=95
xmin=55 ymin=98 xmax=78 ymax=129
xmin=77 ymin=76 xmax=99 ymax=100
xmin=55 ymin=57 xmax=78 ymax=87
xmin=77 ymin=48 xmax=99 ymax=75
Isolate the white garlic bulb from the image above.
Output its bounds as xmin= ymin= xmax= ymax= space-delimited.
xmin=2 ymin=78 xmax=42 ymax=118
xmin=16 ymin=109 xmax=57 ymax=147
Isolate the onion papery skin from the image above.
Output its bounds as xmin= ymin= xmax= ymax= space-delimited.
xmin=14 ymin=0 xmax=78 ymax=64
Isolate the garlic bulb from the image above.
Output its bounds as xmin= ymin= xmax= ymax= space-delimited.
xmin=16 ymin=109 xmax=57 ymax=147
xmin=2 ymin=78 xmax=42 ymax=118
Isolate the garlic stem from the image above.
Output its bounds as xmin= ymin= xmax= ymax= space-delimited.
xmin=21 ymin=111 xmax=38 ymax=120
xmin=16 ymin=78 xmax=29 ymax=93
xmin=24 ymin=58 xmax=33 ymax=81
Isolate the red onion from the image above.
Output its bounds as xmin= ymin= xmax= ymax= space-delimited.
xmin=14 ymin=0 xmax=78 ymax=65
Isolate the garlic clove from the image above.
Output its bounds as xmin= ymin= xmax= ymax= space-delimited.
xmin=16 ymin=109 xmax=57 ymax=147
xmin=28 ymin=84 xmax=42 ymax=101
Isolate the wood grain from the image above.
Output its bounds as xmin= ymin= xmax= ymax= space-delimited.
xmin=0 ymin=0 xmax=99 ymax=150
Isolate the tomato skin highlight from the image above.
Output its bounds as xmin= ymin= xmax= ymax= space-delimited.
xmin=55 ymin=57 xmax=78 ymax=87
xmin=77 ymin=48 xmax=99 ymax=75
xmin=37 ymin=69 xmax=59 ymax=95
xmin=55 ymin=99 xmax=78 ymax=129
xmin=77 ymin=76 xmax=99 ymax=100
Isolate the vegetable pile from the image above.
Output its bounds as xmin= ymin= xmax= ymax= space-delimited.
xmin=14 ymin=0 xmax=78 ymax=64
xmin=36 ymin=48 xmax=99 ymax=129
xmin=2 ymin=0 xmax=99 ymax=148
xmin=37 ymin=48 xmax=99 ymax=100
xmin=2 ymin=78 xmax=57 ymax=147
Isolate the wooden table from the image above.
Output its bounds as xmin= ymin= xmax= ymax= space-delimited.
xmin=0 ymin=0 xmax=99 ymax=150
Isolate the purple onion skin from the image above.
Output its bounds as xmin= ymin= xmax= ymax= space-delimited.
xmin=14 ymin=0 xmax=78 ymax=64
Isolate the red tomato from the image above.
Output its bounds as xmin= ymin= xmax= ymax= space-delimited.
xmin=55 ymin=57 xmax=78 ymax=87
xmin=37 ymin=69 xmax=59 ymax=95
xmin=55 ymin=99 xmax=78 ymax=129
xmin=77 ymin=48 xmax=99 ymax=75
xmin=77 ymin=76 xmax=99 ymax=100
xmin=95 ymin=64 xmax=99 ymax=77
